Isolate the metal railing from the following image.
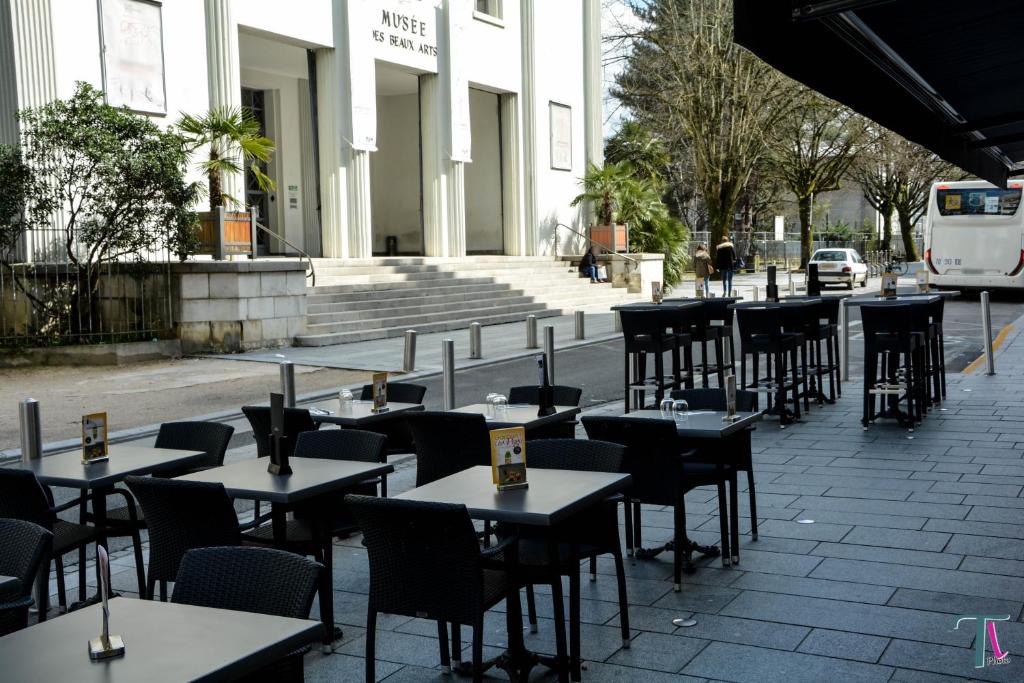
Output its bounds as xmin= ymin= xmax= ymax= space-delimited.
xmin=252 ymin=219 xmax=317 ymax=288
xmin=555 ymin=223 xmax=638 ymax=271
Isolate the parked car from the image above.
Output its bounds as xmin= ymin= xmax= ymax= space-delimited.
xmin=809 ymin=248 xmax=868 ymax=289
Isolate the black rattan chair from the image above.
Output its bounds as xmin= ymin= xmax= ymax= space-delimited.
xmin=0 ymin=518 xmax=52 ymax=635
xmin=172 ymin=546 xmax=322 ymax=683
xmin=0 ymin=469 xmax=99 ymax=614
xmin=406 ymin=412 xmax=491 ymax=487
xmin=353 ymin=383 xmax=426 ymax=472
xmin=125 ymin=476 xmax=241 ymax=601
xmin=581 ymin=416 xmax=734 ymax=590
xmin=507 ymin=385 xmax=583 ymax=439
xmin=241 ymin=406 xmax=320 ymax=460
xmin=358 ymin=382 xmax=427 ymax=405
xmin=346 ymin=495 xmax=522 ymax=683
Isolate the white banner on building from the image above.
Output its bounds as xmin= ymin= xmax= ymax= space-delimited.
xmin=99 ymin=0 xmax=167 ymax=115
xmin=348 ymin=0 xmax=377 ymax=150
xmin=446 ymin=0 xmax=471 ymax=162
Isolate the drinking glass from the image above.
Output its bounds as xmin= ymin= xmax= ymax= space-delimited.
xmin=659 ymin=397 xmax=674 ymax=417
xmin=493 ymin=394 xmax=508 ymax=417
xmin=672 ymin=399 xmax=689 ymax=421
xmin=486 ymin=393 xmax=499 ymax=418
xmin=338 ymin=388 xmax=354 ymax=414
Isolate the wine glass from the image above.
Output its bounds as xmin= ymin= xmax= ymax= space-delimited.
xmin=672 ymin=399 xmax=689 ymax=421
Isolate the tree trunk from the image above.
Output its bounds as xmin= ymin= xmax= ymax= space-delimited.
xmin=880 ymin=209 xmax=892 ymax=250
xmin=209 ymin=149 xmax=222 ymax=211
xmin=798 ymin=194 xmax=813 ymax=268
xmin=897 ymin=210 xmax=920 ymax=261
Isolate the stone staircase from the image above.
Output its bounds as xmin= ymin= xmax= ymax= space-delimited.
xmin=294 ymin=256 xmax=641 ymax=347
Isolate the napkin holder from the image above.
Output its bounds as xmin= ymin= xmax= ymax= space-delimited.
xmin=267 ymin=393 xmax=292 ymax=476
xmin=89 ymin=547 xmax=125 ymax=660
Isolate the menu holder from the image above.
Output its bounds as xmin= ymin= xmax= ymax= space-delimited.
xmin=267 ymin=393 xmax=292 ymax=476
xmin=915 ymin=269 xmax=929 ymax=293
xmin=82 ymin=412 xmax=109 ymax=464
xmin=490 ymin=426 xmax=528 ymax=491
xmin=88 ymin=546 xmax=124 ymax=660
xmin=371 ymin=371 xmax=389 ymax=413
xmin=722 ymin=373 xmax=741 ymax=423
xmin=880 ymin=272 xmax=898 ymax=298
xmin=651 ymin=281 xmax=664 ymax=304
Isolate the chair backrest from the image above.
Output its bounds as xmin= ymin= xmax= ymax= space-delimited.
xmin=580 ymin=416 xmax=683 ymax=506
xmin=619 ymin=308 xmax=671 ymax=348
xmin=241 ymin=406 xmax=320 ymax=459
xmin=926 ymin=296 xmax=945 ymax=324
xmin=735 ymin=306 xmax=785 ymax=343
xmin=406 ymin=411 xmax=491 ymax=486
xmin=860 ymin=304 xmax=914 ymax=341
xmin=0 ymin=470 xmax=54 ymax=530
xmin=818 ymin=297 xmax=841 ymax=324
xmin=346 ymin=495 xmax=484 ymax=624
xmin=172 ymin=547 xmax=321 ymax=619
xmin=0 ymin=518 xmax=52 ymax=595
xmin=295 ymin=429 xmax=387 ymax=464
xmin=125 ymin=476 xmax=240 ymax=583
xmin=154 ymin=421 xmax=235 ymax=470
xmin=358 ymin=382 xmax=427 ymax=404
xmin=702 ymin=298 xmax=735 ymax=325
xmin=508 ymin=385 xmax=583 ymax=407
xmin=526 ymin=439 xmax=623 ymax=473
xmin=669 ymin=388 xmax=758 ymax=412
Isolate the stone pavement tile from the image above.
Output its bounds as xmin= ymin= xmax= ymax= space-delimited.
xmin=579 ymin=661 xmax=707 ymax=682
xmin=796 ymin=628 xmax=889 ymax=663
xmin=670 ymin=613 xmax=809 ymax=651
xmin=481 ymin=590 xmax=621 ymax=626
xmin=529 ymin=573 xmax=674 ymax=607
xmin=959 ymin=555 xmax=1024 ymax=579
xmin=889 ymin=669 xmax=976 ymax=683
xmin=924 ymin=518 xmax=1024 ymax=540
xmin=880 ymin=640 xmax=1019 ymax=683
xmin=908 ymin=492 xmax=966 ymax=504
xmin=720 ymin=549 xmax=823 ymax=577
xmin=651 ymin=584 xmax=742 ymax=615
xmin=781 ymin=508 xmax=928 ymax=530
xmin=754 ymin=519 xmax=852 ymax=542
xmin=613 ymin=604 xmax=699 ymax=634
xmin=809 ymin=542 xmax=962 ymax=570
xmin=929 ymin=462 xmax=984 ymax=474
xmin=520 ymin=618 xmax=630 ymax=663
xmin=885 ymin=588 xmax=1024 ymax=621
xmin=304 ymin=651 xmax=402 ymax=682
xmin=809 ymin=557 xmax=1024 ymax=600
xmin=910 ymin=471 xmax=963 ymax=482
xmin=929 ymin=481 xmax=1023 ymax=497
xmin=841 ymin=527 xmax=952 ymax=552
xmin=980 ymin=463 xmax=1024 ymax=477
xmin=790 ymin=496 xmax=969 ymax=520
xmin=736 ymin=536 xmax=819 ymax=555
xmin=337 ymin=630 xmax=452 ymax=668
xmin=823 ymin=486 xmax=912 ymax=501
xmin=718 ymin=592 xmax=972 ymax=647
xmin=961 ymin=473 xmax=1024 ymax=486
xmin=945 ymin=534 xmax=1024 ymax=561
xmin=370 ymin=663 xmax=509 ymax=682
xmin=756 ymin=483 xmax=830 ymax=496
xmin=729 ymin=573 xmax=895 ymax=605
xmin=778 ymin=472 xmax=931 ymax=491
xmin=830 ymin=458 xmax=933 ymax=472
xmin=967 ymin=505 xmax=1024 ymax=522
xmin=605 ymin=631 xmax=708 ymax=672
xmin=682 ymin=642 xmax=893 ymax=683
xmin=331 ymin=590 xmax=413 ymax=631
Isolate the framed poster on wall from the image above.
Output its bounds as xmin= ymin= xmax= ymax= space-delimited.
xmin=549 ymin=102 xmax=572 ymax=171
xmin=99 ymin=0 xmax=167 ymax=115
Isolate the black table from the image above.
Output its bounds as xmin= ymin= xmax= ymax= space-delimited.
xmin=396 ymin=466 xmax=631 ymax=682
xmin=306 ymin=399 xmax=424 ymax=427
xmin=450 ymin=404 xmax=582 ymax=432
xmin=618 ymin=409 xmax=763 ymax=438
xmin=178 ymin=457 xmax=393 ymax=647
xmin=0 ymin=597 xmax=321 ymax=682
xmin=844 ymin=294 xmax=942 ymax=307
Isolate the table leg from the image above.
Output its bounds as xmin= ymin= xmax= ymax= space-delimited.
xmin=318 ymin=522 xmax=341 ymax=650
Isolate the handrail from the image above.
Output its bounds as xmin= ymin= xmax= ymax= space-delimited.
xmin=555 ymin=223 xmax=638 ymax=271
xmin=252 ymin=218 xmax=316 ymax=287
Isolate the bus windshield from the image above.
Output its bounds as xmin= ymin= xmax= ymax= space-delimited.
xmin=936 ymin=187 xmax=1022 ymax=217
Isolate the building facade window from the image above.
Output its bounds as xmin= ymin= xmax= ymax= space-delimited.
xmin=475 ymin=0 xmax=502 ymax=20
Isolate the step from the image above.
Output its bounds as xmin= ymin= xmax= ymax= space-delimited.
xmin=302 ymin=301 xmax=558 ymax=335
xmin=307 ymin=294 xmax=542 ymax=323
xmin=312 ymin=269 xmax=579 ymax=286
xmin=307 ymin=287 xmax=531 ymax=312
xmin=307 ymin=281 xmax=519 ymax=302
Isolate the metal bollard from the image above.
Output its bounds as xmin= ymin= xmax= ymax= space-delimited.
xmin=442 ymin=339 xmax=456 ymax=409
xmin=403 ymin=330 xmax=417 ymax=372
xmin=279 ymin=361 xmax=296 ymax=407
xmin=982 ymin=291 xmax=996 ymax=375
xmin=614 ymin=310 xmax=622 ymax=332
xmin=752 ymin=285 xmax=760 ymax=302
xmin=469 ymin=322 xmax=482 ymax=359
xmin=574 ymin=310 xmax=585 ymax=340
xmin=841 ymin=299 xmax=850 ymax=382
xmin=19 ymin=398 xmax=42 ymax=462
xmin=526 ymin=314 xmax=538 ymax=349
xmin=544 ymin=325 xmax=556 ymax=384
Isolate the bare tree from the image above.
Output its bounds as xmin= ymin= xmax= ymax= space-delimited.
xmin=849 ymin=128 xmax=900 ymax=248
xmin=767 ymin=88 xmax=868 ymax=266
xmin=612 ymin=0 xmax=796 ymax=246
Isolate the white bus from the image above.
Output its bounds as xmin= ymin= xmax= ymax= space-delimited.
xmin=925 ymin=179 xmax=1024 ymax=290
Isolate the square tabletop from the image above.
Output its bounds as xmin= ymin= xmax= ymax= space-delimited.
xmin=394 ymin=465 xmax=631 ymax=526
xmin=14 ymin=444 xmax=206 ymax=490
xmin=619 ymin=410 xmax=764 ymax=439
xmin=451 ymin=404 xmax=582 ymax=430
xmin=611 ymin=300 xmax=704 ymax=311
xmin=0 ymin=597 xmax=321 ymax=683
xmin=306 ymin=400 xmax=424 ymax=427
xmin=844 ymin=294 xmax=941 ymax=307
xmin=177 ymin=456 xmax=394 ymax=504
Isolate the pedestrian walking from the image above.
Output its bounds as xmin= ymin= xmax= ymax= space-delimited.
xmin=715 ymin=235 xmax=737 ymax=296
xmin=693 ymin=243 xmax=713 ymax=297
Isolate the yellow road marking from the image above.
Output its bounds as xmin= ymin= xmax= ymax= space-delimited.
xmin=962 ymin=323 xmax=1013 ymax=374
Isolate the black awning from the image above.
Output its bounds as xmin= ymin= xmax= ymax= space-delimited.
xmin=733 ymin=1 xmax=1024 ymax=186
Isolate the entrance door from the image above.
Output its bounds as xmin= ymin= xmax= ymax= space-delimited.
xmin=465 ymin=89 xmax=503 ymax=254
xmin=241 ymin=88 xmax=274 ymax=255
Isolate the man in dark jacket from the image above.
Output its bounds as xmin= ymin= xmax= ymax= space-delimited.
xmin=715 ymin=236 xmax=737 ymax=296
xmin=580 ymin=245 xmax=600 ymax=282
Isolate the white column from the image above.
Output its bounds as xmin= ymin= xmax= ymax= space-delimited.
xmin=315 ymin=48 xmax=347 ymax=258
xmin=583 ymin=0 xmax=603 ymax=229
xmin=204 ymin=0 xmax=243 ymax=207
xmin=420 ymin=73 xmax=448 ymax=257
xmin=520 ymin=0 xmax=538 ymax=255
xmin=500 ymin=93 xmax=524 ymax=256
xmin=438 ymin=0 xmax=469 ymax=258
xmin=447 ymin=161 xmax=466 ymax=257
xmin=347 ymin=149 xmax=373 ymax=258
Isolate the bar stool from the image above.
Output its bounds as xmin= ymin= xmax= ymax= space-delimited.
xmin=861 ymin=304 xmax=925 ymax=430
xmin=736 ymin=306 xmax=803 ymax=426
xmin=793 ymin=300 xmax=837 ymax=405
xmin=925 ymin=297 xmax=946 ymax=403
xmin=819 ymin=298 xmax=842 ymax=399
xmin=704 ymin=299 xmax=737 ymax=381
xmin=620 ymin=308 xmax=683 ymax=412
xmin=779 ymin=304 xmax=813 ymax=414
xmin=691 ymin=304 xmax=726 ymax=389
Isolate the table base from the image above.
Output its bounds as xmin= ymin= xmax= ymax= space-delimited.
xmin=455 ymin=648 xmax=566 ymax=683
xmin=634 ymin=538 xmax=723 ymax=570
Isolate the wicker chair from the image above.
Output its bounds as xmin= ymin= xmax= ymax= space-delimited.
xmin=355 ymin=383 xmax=427 ymax=472
xmin=358 ymin=382 xmax=427 ymax=405
xmin=0 ymin=518 xmax=52 ymax=635
xmin=507 ymin=385 xmax=583 ymax=439
xmin=172 ymin=546 xmax=322 ymax=683
xmin=0 ymin=469 xmax=99 ymax=613
xmin=406 ymin=412 xmax=491 ymax=487
xmin=124 ymin=476 xmax=241 ymax=601
xmin=346 ymin=495 xmax=521 ymax=683
xmin=241 ymin=406 xmax=320 ymax=460
xmin=512 ymin=438 xmax=630 ymax=679
xmin=581 ymin=415 xmax=734 ymax=590
xmin=83 ymin=420 xmax=235 ymax=597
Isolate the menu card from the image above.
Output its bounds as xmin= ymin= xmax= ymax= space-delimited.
xmin=723 ymin=373 xmax=739 ymax=422
xmin=371 ymin=372 xmax=388 ymax=412
xmin=881 ymin=272 xmax=898 ymax=298
xmin=651 ymin=281 xmax=663 ymax=304
xmin=490 ymin=426 xmax=528 ymax=491
xmin=82 ymin=412 xmax=109 ymax=464
xmin=915 ymin=269 xmax=929 ymax=293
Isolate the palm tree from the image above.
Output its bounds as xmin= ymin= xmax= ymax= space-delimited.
xmin=571 ymin=161 xmax=634 ymax=225
xmin=177 ymin=106 xmax=275 ymax=211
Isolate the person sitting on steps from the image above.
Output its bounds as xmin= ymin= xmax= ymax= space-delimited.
xmin=580 ymin=245 xmax=603 ymax=283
